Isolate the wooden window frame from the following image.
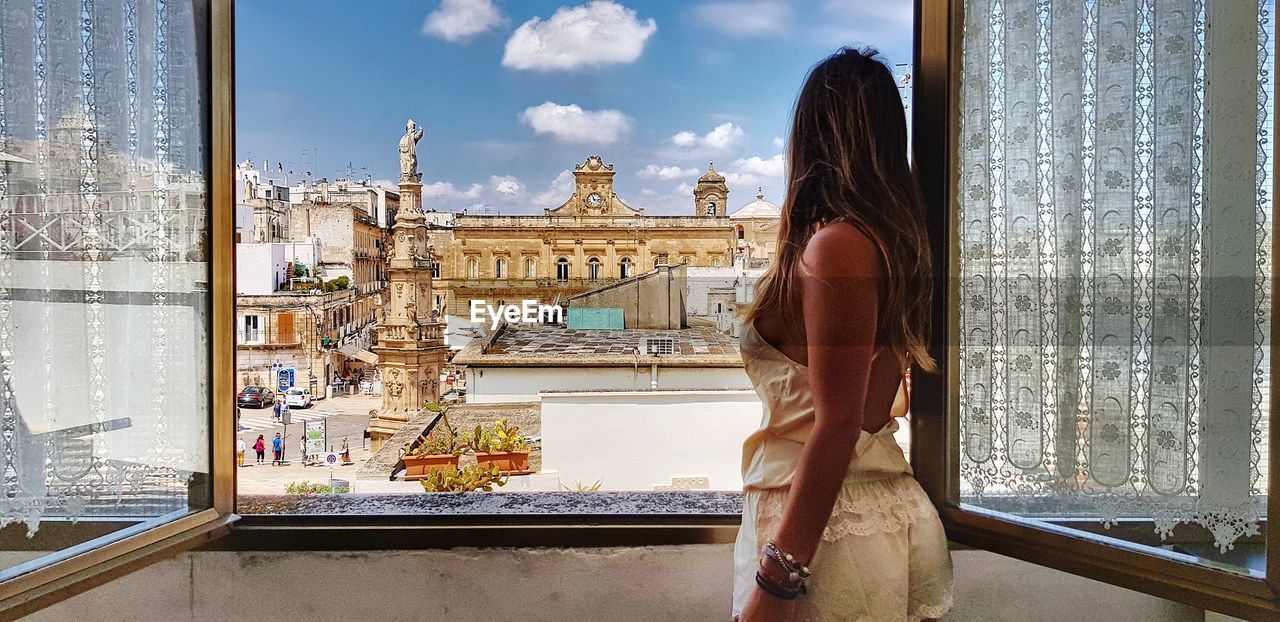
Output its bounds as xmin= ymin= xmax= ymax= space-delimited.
xmin=0 ymin=1 xmax=238 ymax=617
xmin=910 ymin=1 xmax=1279 ymax=619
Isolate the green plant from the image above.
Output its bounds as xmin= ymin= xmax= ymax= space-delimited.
xmin=285 ymin=480 xmax=348 ymax=495
xmin=404 ymin=410 xmax=464 ymax=457
xmin=561 ymin=479 xmax=602 ymax=492
xmin=322 ymin=276 xmax=350 ymax=292
xmin=419 ymin=462 xmax=508 ymax=493
xmin=463 ymin=419 xmax=528 ymax=454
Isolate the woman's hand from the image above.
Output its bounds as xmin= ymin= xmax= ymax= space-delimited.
xmin=736 ymin=587 xmax=797 ymax=622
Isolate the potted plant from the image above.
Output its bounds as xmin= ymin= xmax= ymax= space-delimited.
xmin=419 ymin=462 xmax=508 ymax=493
xmin=400 ymin=403 xmax=464 ymax=479
xmin=466 ymin=419 xmax=530 ymax=474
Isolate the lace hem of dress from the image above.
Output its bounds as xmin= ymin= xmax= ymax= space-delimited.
xmin=730 ymin=598 xmax=953 ymax=622
xmin=755 ymin=475 xmax=937 ymax=542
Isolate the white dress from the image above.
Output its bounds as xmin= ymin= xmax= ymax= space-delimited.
xmin=732 ymin=322 xmax=953 ymax=621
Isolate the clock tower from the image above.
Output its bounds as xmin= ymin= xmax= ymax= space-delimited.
xmin=547 ymin=155 xmax=641 ymax=216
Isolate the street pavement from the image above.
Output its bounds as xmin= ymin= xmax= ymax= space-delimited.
xmin=236 ymin=392 xmax=381 ymax=496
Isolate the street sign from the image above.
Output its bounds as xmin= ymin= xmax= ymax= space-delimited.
xmin=325 ymin=453 xmax=338 ymax=465
xmin=305 ymin=419 xmax=327 ymax=457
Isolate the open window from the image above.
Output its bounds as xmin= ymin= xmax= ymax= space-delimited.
xmin=913 ymin=0 xmax=1279 ymax=617
xmin=0 ymin=1 xmax=235 ymax=616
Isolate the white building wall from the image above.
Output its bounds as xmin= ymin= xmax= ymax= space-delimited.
xmin=540 ymin=390 xmax=762 ymax=491
xmin=685 ymin=266 xmax=737 ymax=316
xmin=235 ymin=243 xmax=287 ymax=295
xmin=465 ymin=366 xmax=751 ymax=404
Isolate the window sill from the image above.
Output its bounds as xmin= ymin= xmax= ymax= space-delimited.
xmin=237 ymin=490 xmax=743 ymax=518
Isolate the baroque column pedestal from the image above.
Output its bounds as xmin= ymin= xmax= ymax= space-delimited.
xmin=367 ymin=178 xmax=449 ymax=452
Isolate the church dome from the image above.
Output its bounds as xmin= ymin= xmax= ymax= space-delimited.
xmin=698 ymin=162 xmax=725 ymax=183
xmin=730 ymin=188 xmax=781 ymax=219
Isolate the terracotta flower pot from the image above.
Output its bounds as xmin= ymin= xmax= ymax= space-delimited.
xmin=402 ymin=454 xmax=459 ymax=479
xmin=475 ymin=451 xmax=530 ymax=474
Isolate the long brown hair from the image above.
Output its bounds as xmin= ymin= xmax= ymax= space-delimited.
xmin=746 ymin=47 xmax=935 ymax=372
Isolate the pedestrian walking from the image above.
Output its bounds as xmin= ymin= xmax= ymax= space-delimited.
xmin=272 ymin=398 xmax=283 ymax=422
xmin=271 ymin=433 xmax=283 ymax=465
xmin=299 ymin=436 xmax=308 ymax=466
xmin=253 ymin=435 xmax=266 ymax=464
xmin=236 ymin=437 xmax=246 ymax=467
xmin=279 ymin=399 xmax=290 ymax=424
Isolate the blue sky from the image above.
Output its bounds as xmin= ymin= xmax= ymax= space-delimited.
xmin=235 ymin=0 xmax=913 ymax=215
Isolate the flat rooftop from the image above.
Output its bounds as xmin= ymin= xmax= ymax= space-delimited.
xmin=452 ymin=323 xmax=743 ymax=367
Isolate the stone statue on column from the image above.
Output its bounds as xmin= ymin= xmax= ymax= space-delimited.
xmin=399 ymin=119 xmax=424 ymax=183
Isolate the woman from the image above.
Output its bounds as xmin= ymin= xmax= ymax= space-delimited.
xmin=253 ymin=435 xmax=266 ymax=465
xmin=733 ymin=47 xmax=952 ymax=621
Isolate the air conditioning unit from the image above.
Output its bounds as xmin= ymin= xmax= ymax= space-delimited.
xmin=639 ymin=337 xmax=675 ymax=356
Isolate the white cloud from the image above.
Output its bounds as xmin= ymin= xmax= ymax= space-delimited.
xmin=520 ymin=101 xmax=633 ymax=144
xmin=423 ymin=181 xmax=484 ymax=200
xmin=503 ymin=1 xmax=658 ymax=71
xmin=636 ymin=164 xmax=700 ymax=180
xmin=669 ymin=122 xmax=746 ymax=152
xmin=772 ymin=136 xmax=785 ymax=149
xmin=422 ymin=0 xmax=504 ymax=43
xmin=732 ymin=153 xmax=785 ymax=178
xmin=691 ymin=1 xmax=790 ymax=37
xmin=489 ymin=175 xmax=524 ymax=196
xmin=534 ymin=170 xmax=577 ymax=208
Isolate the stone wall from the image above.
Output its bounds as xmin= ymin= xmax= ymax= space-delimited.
xmin=30 ymin=547 xmax=1212 ymax=622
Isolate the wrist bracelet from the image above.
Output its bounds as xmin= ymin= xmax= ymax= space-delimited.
xmin=755 ymin=572 xmax=799 ymax=600
xmin=763 ymin=541 xmax=812 ymax=579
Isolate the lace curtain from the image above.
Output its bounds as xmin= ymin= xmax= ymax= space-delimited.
xmin=957 ymin=0 xmax=1271 ymax=555
xmin=0 ymin=0 xmax=209 ymax=535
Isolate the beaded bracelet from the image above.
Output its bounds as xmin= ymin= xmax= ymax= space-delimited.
xmin=757 ymin=541 xmax=810 ymax=597
xmin=764 ymin=541 xmax=811 ymax=580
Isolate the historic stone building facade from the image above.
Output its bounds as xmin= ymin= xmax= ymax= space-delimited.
xmin=427 ymin=157 xmax=738 ymax=324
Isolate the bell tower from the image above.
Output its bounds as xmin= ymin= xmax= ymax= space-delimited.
xmin=693 ymin=162 xmax=729 ymax=217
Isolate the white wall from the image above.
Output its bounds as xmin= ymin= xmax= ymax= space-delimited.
xmin=29 ymin=547 xmax=1212 ymax=622
xmin=466 ymin=366 xmax=752 ymax=404
xmin=685 ymin=266 xmax=738 ymax=315
xmin=541 ymin=390 xmax=761 ymax=491
xmin=235 ymin=243 xmax=286 ymax=295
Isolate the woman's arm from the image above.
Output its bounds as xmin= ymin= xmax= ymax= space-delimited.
xmin=767 ymin=222 xmax=883 ymax=567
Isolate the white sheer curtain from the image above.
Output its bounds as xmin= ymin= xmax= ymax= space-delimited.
xmin=958 ymin=0 xmax=1271 ymax=557
xmin=0 ymin=0 xmax=209 ymax=534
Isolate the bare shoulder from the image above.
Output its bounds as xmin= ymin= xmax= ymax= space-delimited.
xmin=801 ymin=221 xmax=885 ymax=279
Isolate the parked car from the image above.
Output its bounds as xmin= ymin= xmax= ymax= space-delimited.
xmin=284 ymin=387 xmax=312 ymax=409
xmin=236 ymin=386 xmax=274 ymax=408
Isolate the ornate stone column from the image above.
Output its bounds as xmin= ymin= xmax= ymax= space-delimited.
xmin=367 ymin=124 xmax=450 ymax=451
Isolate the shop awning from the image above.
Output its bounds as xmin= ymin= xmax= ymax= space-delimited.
xmin=337 ymin=343 xmax=378 ymax=364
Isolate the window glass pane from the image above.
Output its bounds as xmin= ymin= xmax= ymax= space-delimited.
xmin=0 ymin=0 xmax=211 ymax=575
xmin=957 ymin=0 xmax=1271 ymax=576
xmin=232 ymin=1 xmax=917 ymax=514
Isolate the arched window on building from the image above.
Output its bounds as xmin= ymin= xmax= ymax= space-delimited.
xmin=619 ymin=257 xmax=634 ymax=279
xmin=556 ymin=257 xmax=570 ymax=281
xmin=587 ymin=257 xmax=602 ymax=281
xmin=737 ymin=225 xmax=745 ymax=240
xmin=495 ymin=257 xmax=507 ymax=279
xmin=524 ymin=257 xmax=537 ymax=279
xmin=711 ymin=256 xmax=721 ymax=267
xmin=681 ymin=256 xmax=692 ymax=265
xmin=466 ymin=257 xmax=479 ymax=279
